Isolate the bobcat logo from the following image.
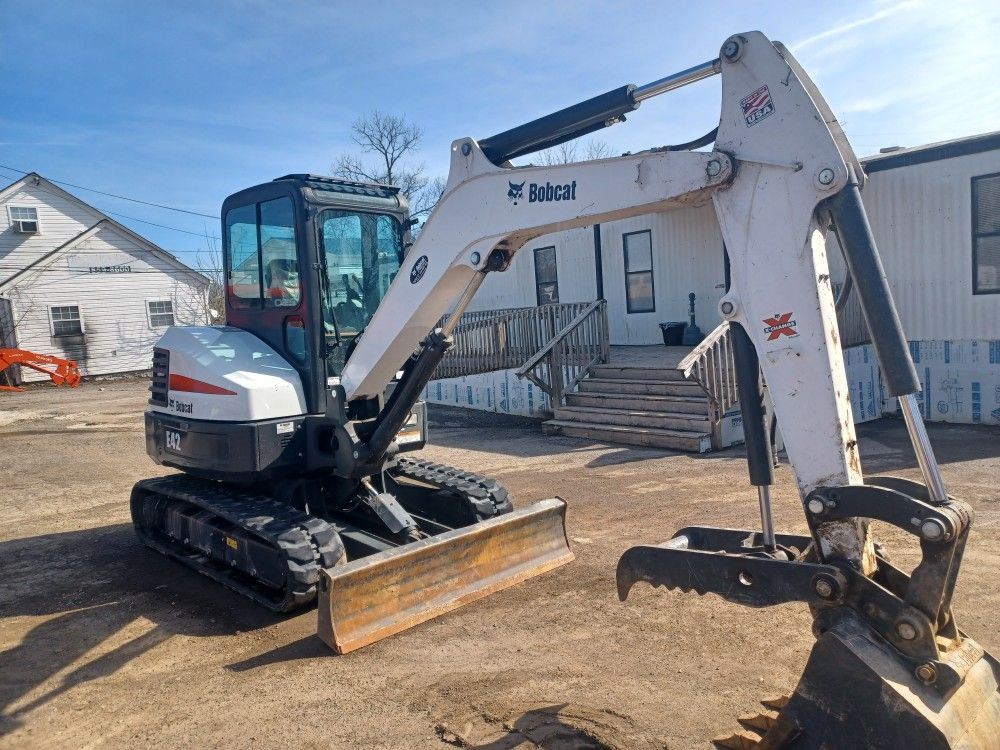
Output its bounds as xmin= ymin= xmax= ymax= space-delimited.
xmin=507 ymin=181 xmax=525 ymax=205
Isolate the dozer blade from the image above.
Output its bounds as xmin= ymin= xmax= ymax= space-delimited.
xmin=317 ymin=498 xmax=573 ymax=654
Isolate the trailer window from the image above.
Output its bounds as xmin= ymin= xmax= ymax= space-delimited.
xmin=973 ymin=173 xmax=1000 ymax=294
xmin=624 ymin=230 xmax=655 ymax=313
xmin=534 ymin=246 xmax=559 ymax=305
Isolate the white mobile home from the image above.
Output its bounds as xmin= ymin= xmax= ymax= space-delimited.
xmin=0 ymin=173 xmax=210 ymax=384
xmin=428 ymin=131 xmax=1000 ymax=433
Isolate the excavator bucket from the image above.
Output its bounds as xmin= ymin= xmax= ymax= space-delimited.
xmin=618 ymin=527 xmax=1000 ymax=749
xmin=751 ymin=615 xmax=1000 ymax=749
xmin=317 ymin=497 xmax=573 ymax=654
xmin=712 ymin=614 xmax=1000 ymax=749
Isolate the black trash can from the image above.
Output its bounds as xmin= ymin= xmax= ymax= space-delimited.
xmin=659 ymin=322 xmax=686 ymax=346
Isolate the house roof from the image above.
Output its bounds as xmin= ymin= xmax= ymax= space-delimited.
xmin=862 ymin=130 xmax=1000 ymax=174
xmin=0 ymin=172 xmax=210 ymax=290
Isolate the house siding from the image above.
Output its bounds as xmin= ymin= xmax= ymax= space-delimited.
xmin=842 ymin=149 xmax=1000 ymax=342
xmin=0 ymin=182 xmax=103 ymax=285
xmin=0 ymin=176 xmax=209 ymax=383
xmin=5 ymin=225 xmax=208 ymax=380
xmin=466 ymin=226 xmax=598 ymax=312
xmin=467 ymin=203 xmax=725 ymax=344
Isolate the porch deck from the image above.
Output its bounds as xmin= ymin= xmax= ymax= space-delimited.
xmin=609 ymin=344 xmax=694 ymax=369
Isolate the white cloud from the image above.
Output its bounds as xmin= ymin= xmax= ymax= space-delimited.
xmin=791 ymin=1 xmax=920 ymax=52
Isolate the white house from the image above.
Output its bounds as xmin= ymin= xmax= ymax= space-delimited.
xmin=428 ymin=131 xmax=1000 ymax=427
xmin=0 ymin=173 xmax=210 ymax=383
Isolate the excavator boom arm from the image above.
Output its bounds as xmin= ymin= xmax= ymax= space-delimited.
xmin=342 ymin=30 xmax=998 ymax=746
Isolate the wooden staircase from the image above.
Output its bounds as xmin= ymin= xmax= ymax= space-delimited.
xmin=542 ymin=364 xmax=713 ymax=453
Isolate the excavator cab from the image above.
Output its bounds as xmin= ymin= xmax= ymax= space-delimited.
xmin=221 ymin=175 xmax=411 ymax=413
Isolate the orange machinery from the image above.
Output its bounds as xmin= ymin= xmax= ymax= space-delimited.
xmin=0 ymin=348 xmax=81 ymax=392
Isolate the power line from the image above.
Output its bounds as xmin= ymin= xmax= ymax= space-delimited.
xmin=0 ymin=266 xmax=222 ymax=273
xmin=0 ymin=163 xmax=220 ymax=219
xmin=100 ymin=210 xmax=221 ymax=241
xmin=0 ymin=165 xmax=223 ymax=241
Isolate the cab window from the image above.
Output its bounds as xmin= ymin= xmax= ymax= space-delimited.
xmin=226 ymin=197 xmax=299 ymax=308
xmin=320 ymin=211 xmax=402 ymax=335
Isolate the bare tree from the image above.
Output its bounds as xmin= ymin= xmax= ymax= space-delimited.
xmin=536 ymin=138 xmax=612 ymax=165
xmin=194 ymin=230 xmax=225 ymax=323
xmin=333 ymin=111 xmax=443 ymax=217
xmin=584 ymin=140 xmax=612 ymax=159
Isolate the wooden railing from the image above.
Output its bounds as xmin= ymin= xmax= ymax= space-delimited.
xmin=677 ymin=321 xmax=738 ymax=448
xmin=514 ymin=300 xmax=610 ymax=406
xmin=435 ymin=302 xmax=602 ymax=380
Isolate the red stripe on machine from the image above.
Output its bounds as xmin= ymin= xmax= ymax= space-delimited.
xmin=169 ymin=373 xmax=236 ymax=396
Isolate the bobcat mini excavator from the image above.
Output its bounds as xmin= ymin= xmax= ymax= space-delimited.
xmin=133 ymin=30 xmax=998 ymax=745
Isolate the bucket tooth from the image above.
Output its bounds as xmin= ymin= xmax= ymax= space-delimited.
xmin=712 ymin=729 xmax=763 ymax=749
xmin=737 ymin=709 xmax=778 ymax=731
xmin=759 ymin=695 xmax=789 ymax=711
xmin=317 ymin=498 xmax=573 ymax=653
xmin=757 ymin=613 xmax=1000 ymax=748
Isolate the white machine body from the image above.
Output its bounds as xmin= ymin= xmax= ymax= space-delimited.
xmin=149 ymin=326 xmax=307 ymax=422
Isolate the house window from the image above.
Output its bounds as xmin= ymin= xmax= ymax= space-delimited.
xmin=973 ymin=172 xmax=1000 ymax=294
xmin=50 ymin=305 xmax=83 ymax=336
xmin=623 ymin=230 xmax=655 ymax=313
xmin=8 ymin=205 xmax=40 ymax=233
xmin=147 ymin=300 xmax=175 ymax=327
xmin=534 ymin=246 xmax=559 ymax=305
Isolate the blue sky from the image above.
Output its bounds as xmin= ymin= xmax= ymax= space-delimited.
xmin=2 ymin=1 xmax=998 ymax=269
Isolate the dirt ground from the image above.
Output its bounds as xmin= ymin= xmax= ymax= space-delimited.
xmin=1 ymin=379 xmax=998 ymax=749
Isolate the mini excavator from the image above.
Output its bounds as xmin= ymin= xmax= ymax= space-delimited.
xmin=133 ymin=31 xmax=999 ymax=747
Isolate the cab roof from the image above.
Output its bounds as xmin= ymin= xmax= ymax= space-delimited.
xmin=272 ymin=174 xmax=401 ymax=200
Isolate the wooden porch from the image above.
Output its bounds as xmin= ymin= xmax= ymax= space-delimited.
xmin=437 ymin=302 xmax=738 ymax=452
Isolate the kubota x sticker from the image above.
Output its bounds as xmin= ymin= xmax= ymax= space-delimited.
xmin=741 ymin=85 xmax=774 ymax=127
xmin=764 ymin=313 xmax=798 ymax=340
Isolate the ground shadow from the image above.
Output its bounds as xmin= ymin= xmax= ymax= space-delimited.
xmin=224 ymin=634 xmax=329 ymax=672
xmin=0 ymin=523 xmax=288 ymax=734
xmin=438 ymin=702 xmax=661 ymax=749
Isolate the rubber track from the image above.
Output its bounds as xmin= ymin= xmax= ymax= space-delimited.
xmin=392 ymin=456 xmax=513 ymax=517
xmin=131 ymin=475 xmax=344 ymax=612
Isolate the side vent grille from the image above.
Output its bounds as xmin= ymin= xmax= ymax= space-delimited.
xmin=149 ymin=347 xmax=169 ymax=406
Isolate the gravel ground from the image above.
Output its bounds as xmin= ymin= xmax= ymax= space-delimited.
xmin=1 ymin=379 xmax=998 ymax=748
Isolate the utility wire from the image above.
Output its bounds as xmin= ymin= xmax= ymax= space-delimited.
xmin=100 ymin=210 xmax=221 ymax=241
xmin=0 ymin=165 xmax=222 ymax=241
xmin=0 ymin=267 xmax=222 ymax=272
xmin=0 ymin=163 xmax=220 ymax=219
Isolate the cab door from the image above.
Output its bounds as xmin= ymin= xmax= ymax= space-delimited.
xmin=223 ymin=190 xmax=325 ymax=413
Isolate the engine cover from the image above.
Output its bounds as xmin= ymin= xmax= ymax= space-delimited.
xmin=148 ymin=326 xmax=307 ymax=422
